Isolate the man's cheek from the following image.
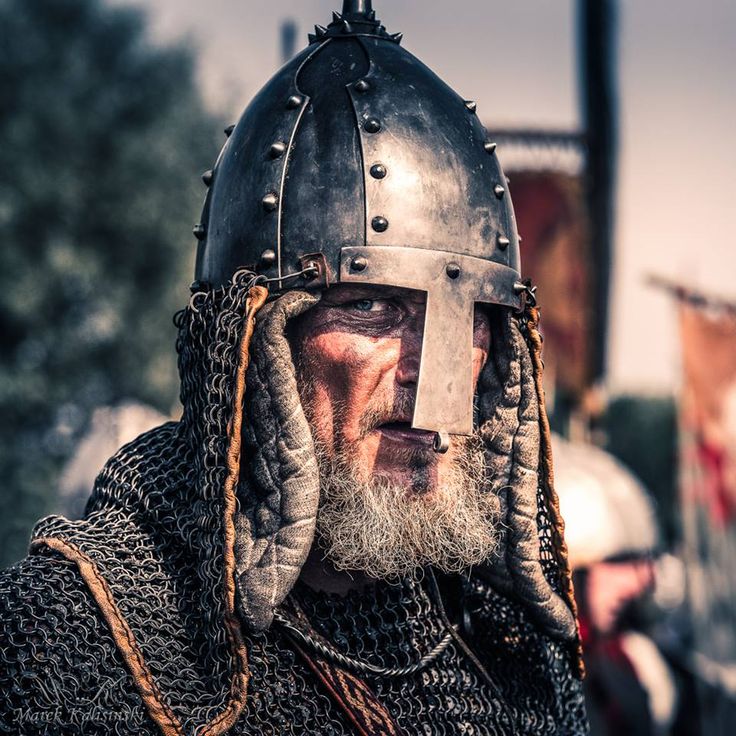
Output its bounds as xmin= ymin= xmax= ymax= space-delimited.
xmin=308 ymin=385 xmax=335 ymax=450
xmin=305 ymin=335 xmax=374 ymax=384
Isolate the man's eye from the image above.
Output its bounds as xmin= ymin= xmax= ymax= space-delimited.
xmin=351 ymin=299 xmax=381 ymax=312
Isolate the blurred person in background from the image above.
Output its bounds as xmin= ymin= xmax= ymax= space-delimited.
xmin=554 ymin=434 xmax=680 ymax=735
xmin=57 ymin=402 xmax=170 ymax=519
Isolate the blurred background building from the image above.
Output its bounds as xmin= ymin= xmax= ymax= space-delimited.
xmin=1 ymin=0 xmax=734 ymax=733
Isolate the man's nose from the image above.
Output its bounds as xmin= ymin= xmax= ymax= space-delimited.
xmin=395 ymin=309 xmax=425 ymax=388
xmin=626 ymin=559 xmax=655 ymax=597
xmin=637 ymin=559 xmax=656 ymax=589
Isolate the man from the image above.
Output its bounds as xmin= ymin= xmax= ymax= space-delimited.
xmin=0 ymin=2 xmax=588 ymax=734
xmin=553 ymin=435 xmax=675 ymax=735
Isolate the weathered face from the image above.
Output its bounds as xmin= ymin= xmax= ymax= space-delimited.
xmin=289 ymin=284 xmax=492 ymax=493
xmin=289 ymin=283 xmax=498 ymax=578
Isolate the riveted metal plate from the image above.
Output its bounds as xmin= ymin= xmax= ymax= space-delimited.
xmin=195 ymin=44 xmax=317 ymax=286
xmin=348 ymin=37 xmax=520 ymax=269
xmin=197 ymin=32 xmax=522 ymax=289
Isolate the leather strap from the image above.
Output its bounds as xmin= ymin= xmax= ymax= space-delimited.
xmin=283 ymin=631 xmax=405 ymax=736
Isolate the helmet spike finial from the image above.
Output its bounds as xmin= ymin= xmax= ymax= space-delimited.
xmin=316 ymin=1 xmax=393 ymax=42
xmin=341 ymin=0 xmax=373 ymax=18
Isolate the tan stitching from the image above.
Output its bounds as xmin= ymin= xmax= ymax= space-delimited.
xmin=525 ymin=305 xmax=585 ymax=679
xmin=199 ymin=285 xmax=267 ymax=736
xmin=31 ymin=285 xmax=269 ymax=735
xmin=333 ymin=669 xmax=401 ymax=735
xmin=30 ymin=537 xmax=185 ymax=736
xmin=288 ymin=639 xmax=374 ymax=736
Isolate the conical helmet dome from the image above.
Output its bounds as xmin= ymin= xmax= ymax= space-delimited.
xmin=194 ymin=1 xmax=520 ymax=293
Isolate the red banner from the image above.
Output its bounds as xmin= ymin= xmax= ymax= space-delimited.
xmin=509 ymin=171 xmax=593 ymax=399
xmin=679 ymin=301 xmax=736 ymax=527
xmin=677 ymin=294 xmax=736 ymax=703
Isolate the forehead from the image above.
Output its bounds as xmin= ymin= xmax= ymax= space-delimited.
xmin=320 ymin=283 xmax=426 ymax=305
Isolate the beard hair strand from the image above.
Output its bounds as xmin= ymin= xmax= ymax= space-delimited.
xmin=314 ymin=433 xmax=500 ymax=580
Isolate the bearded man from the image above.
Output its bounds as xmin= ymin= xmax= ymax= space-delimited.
xmin=1 ymin=2 xmax=588 ymax=734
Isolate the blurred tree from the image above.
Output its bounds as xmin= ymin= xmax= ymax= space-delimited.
xmin=604 ymin=395 xmax=679 ymax=546
xmin=0 ymin=0 xmax=220 ymax=565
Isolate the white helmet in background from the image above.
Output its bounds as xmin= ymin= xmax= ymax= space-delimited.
xmin=552 ymin=434 xmax=659 ymax=569
xmin=58 ymin=402 xmax=169 ymax=518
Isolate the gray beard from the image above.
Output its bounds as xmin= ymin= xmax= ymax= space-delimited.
xmin=313 ymin=433 xmax=501 ymax=580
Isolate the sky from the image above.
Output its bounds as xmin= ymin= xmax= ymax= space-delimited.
xmin=111 ymin=0 xmax=735 ymax=396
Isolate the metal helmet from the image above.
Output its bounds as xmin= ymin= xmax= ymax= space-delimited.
xmin=551 ymin=434 xmax=660 ymax=569
xmin=194 ymin=0 xmax=523 ymax=445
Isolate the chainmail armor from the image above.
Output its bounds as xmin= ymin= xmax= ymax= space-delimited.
xmin=1 ymin=276 xmax=258 ymax=734
xmin=0 ymin=275 xmax=587 ymax=734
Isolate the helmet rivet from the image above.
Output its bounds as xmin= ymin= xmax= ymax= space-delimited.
xmin=224 ymin=124 xmax=235 ymax=137
xmin=497 ymin=235 xmax=510 ymax=251
xmin=192 ymin=223 xmax=206 ymax=240
xmin=259 ymin=249 xmax=276 ymax=267
xmin=355 ymin=79 xmax=370 ymax=93
xmin=446 ymin=262 xmax=461 ymax=279
xmin=351 ymin=256 xmax=368 ymax=272
xmin=364 ymin=117 xmax=381 ymax=134
xmin=493 ymin=184 xmax=505 ymax=199
xmin=370 ymin=163 xmax=387 ymax=179
xmin=201 ymin=169 xmax=214 ymax=186
xmin=303 ymin=260 xmax=319 ymax=280
xmin=518 ymin=235 xmax=523 ymax=244
xmin=464 ymin=100 xmax=477 ymax=113
xmin=433 ymin=431 xmax=450 ymax=453
xmin=371 ymin=215 xmax=389 ymax=232
xmin=262 ymin=192 xmax=279 ymax=211
xmin=269 ymin=141 xmax=287 ymax=159
xmin=286 ymin=95 xmax=303 ymax=109
xmin=484 ymin=141 xmax=497 ymax=155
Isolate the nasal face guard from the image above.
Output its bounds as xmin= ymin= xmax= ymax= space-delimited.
xmin=193 ymin=1 xmax=524 ymax=447
xmin=339 ymin=246 xmax=521 ymax=442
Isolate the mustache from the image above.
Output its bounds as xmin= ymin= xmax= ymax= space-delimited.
xmin=358 ymin=392 xmax=416 ymax=437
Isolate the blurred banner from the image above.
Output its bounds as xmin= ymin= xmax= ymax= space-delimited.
xmin=511 ymin=170 xmax=592 ymax=397
xmin=491 ymin=131 xmax=594 ymax=414
xmin=675 ymin=285 xmax=736 ymax=732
